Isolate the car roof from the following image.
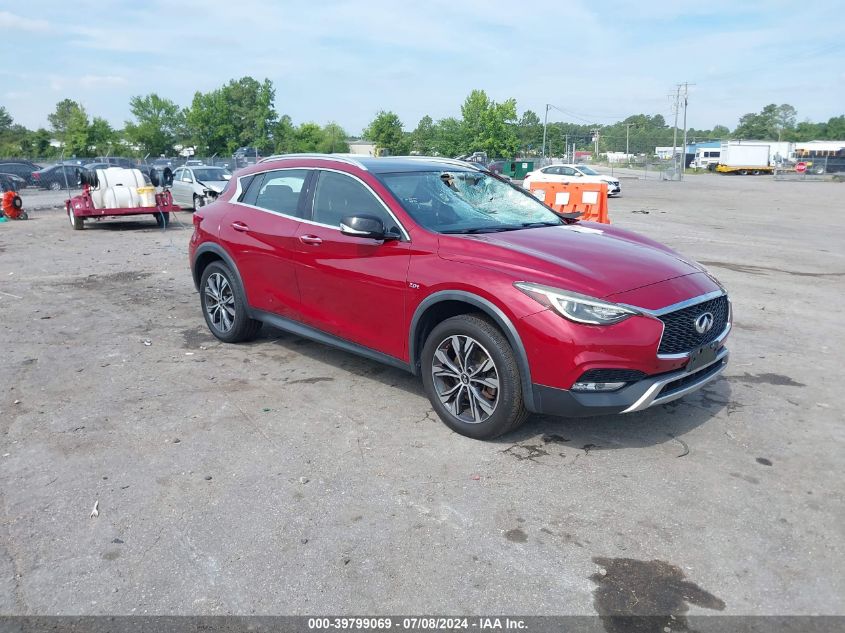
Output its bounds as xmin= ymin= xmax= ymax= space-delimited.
xmin=257 ymin=154 xmax=482 ymax=174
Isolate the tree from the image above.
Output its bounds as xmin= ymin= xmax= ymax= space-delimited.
xmin=88 ymin=117 xmax=117 ymax=155
xmin=317 ymin=122 xmax=349 ymax=153
xmin=290 ymin=122 xmax=325 ymax=153
xmin=0 ymin=106 xmax=12 ymax=132
xmin=48 ymin=99 xmax=90 ymax=154
xmin=411 ymin=115 xmax=436 ymax=155
xmin=734 ymin=104 xmax=796 ymax=140
xmin=363 ymin=110 xmax=405 ymax=155
xmin=273 ymin=114 xmax=296 ymax=153
xmin=517 ymin=110 xmax=542 ymax=153
xmin=432 ymin=117 xmax=465 ymax=157
xmin=711 ymin=124 xmax=730 ymax=139
xmin=187 ymin=76 xmax=277 ymax=155
xmin=124 ymin=94 xmax=185 ymax=156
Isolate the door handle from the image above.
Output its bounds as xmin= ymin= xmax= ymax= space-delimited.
xmin=231 ymin=221 xmax=249 ymax=232
xmin=299 ymin=235 xmax=323 ymax=245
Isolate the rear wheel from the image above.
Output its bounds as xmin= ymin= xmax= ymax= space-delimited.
xmin=738 ymin=169 xmax=749 ymax=175
xmin=421 ymin=314 xmax=528 ymax=440
xmin=199 ymin=261 xmax=261 ymax=343
xmin=49 ymin=181 xmax=62 ymax=191
xmin=68 ymin=204 xmax=84 ymax=230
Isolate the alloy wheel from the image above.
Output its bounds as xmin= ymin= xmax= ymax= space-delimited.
xmin=204 ymin=272 xmax=236 ymax=333
xmin=431 ymin=334 xmax=500 ymax=424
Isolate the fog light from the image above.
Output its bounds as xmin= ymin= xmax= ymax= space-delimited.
xmin=571 ymin=381 xmax=626 ymax=392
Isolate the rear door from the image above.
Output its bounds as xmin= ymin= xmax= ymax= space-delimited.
xmin=171 ymin=168 xmax=187 ymax=206
xmin=292 ymin=169 xmax=411 ymax=360
xmin=219 ymin=168 xmax=311 ymax=319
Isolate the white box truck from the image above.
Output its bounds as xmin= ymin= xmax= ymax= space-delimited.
xmin=715 ymin=142 xmax=772 ymax=175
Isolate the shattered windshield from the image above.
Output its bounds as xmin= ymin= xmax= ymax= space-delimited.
xmin=379 ymin=170 xmax=562 ymax=234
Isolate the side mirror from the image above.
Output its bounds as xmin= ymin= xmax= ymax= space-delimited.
xmin=340 ymin=214 xmax=399 ymax=241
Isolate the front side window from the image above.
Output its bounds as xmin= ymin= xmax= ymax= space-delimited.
xmin=379 ymin=170 xmax=563 ymax=234
xmin=576 ymin=166 xmax=599 ymax=176
xmin=312 ymin=171 xmax=399 ymax=233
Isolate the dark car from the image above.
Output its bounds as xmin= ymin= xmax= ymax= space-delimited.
xmin=1 ymin=159 xmax=41 ymax=171
xmin=0 ymin=162 xmax=37 ymax=185
xmin=189 ymin=154 xmax=731 ymax=440
xmin=0 ymin=173 xmax=26 ymax=192
xmin=94 ymin=156 xmax=136 ymax=169
xmin=31 ymin=164 xmax=82 ymax=190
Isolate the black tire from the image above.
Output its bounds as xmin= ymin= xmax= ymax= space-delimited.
xmin=199 ymin=261 xmax=261 ymax=343
xmin=738 ymin=169 xmax=749 ymax=176
xmin=154 ymin=211 xmax=170 ymax=228
xmin=421 ymin=314 xmax=528 ymax=440
xmin=49 ymin=181 xmax=62 ymax=191
xmin=193 ymin=194 xmax=206 ymax=212
xmin=68 ymin=204 xmax=84 ymax=230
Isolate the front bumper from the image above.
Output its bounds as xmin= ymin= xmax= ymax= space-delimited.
xmin=529 ymin=346 xmax=728 ymax=417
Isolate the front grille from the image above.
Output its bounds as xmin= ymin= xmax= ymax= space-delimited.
xmin=657 ymin=295 xmax=729 ymax=355
xmin=577 ymin=368 xmax=646 ymax=383
xmin=657 ymin=357 xmax=727 ymax=399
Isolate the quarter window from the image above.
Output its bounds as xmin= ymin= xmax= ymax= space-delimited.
xmin=312 ymin=171 xmax=399 ymax=233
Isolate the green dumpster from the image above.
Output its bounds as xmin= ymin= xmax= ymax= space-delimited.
xmin=502 ymin=160 xmax=534 ymax=179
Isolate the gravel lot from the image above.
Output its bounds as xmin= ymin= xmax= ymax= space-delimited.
xmin=1 ymin=174 xmax=843 ymax=619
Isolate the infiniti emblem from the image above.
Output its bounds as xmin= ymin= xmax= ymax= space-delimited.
xmin=694 ymin=312 xmax=715 ymax=334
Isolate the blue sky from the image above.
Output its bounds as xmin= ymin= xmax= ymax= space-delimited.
xmin=1 ymin=0 xmax=843 ymax=134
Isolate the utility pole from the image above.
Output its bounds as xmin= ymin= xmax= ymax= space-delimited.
xmin=592 ymin=129 xmax=600 ymax=160
xmin=671 ymin=84 xmax=681 ymax=178
xmin=624 ymin=123 xmax=634 ymax=164
xmin=541 ymin=104 xmax=550 ymax=161
xmin=680 ymin=82 xmax=694 ymax=181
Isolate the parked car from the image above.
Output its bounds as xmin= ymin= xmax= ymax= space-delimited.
xmin=0 ymin=159 xmax=41 ymax=170
xmin=83 ymin=162 xmax=112 ymax=171
xmin=189 ymin=155 xmax=730 ymax=439
xmin=31 ymin=164 xmax=82 ymax=190
xmin=0 ymin=172 xmax=26 ymax=192
xmin=171 ymin=165 xmax=232 ymax=210
xmin=93 ymin=156 xmax=135 ymax=169
xmin=523 ymin=164 xmax=621 ymax=196
xmin=0 ymin=162 xmax=37 ymax=185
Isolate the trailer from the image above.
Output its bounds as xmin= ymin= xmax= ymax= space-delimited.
xmin=65 ymin=167 xmax=179 ymax=230
xmin=714 ymin=142 xmax=773 ymax=175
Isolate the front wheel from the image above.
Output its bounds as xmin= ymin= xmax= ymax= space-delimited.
xmin=421 ymin=314 xmax=528 ymax=440
xmin=199 ymin=261 xmax=262 ymax=343
xmin=193 ymin=195 xmax=206 ymax=212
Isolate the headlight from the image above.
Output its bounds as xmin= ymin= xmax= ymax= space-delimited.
xmin=514 ymin=282 xmax=640 ymax=325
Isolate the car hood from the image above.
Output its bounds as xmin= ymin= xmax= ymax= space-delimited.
xmin=438 ymin=223 xmax=704 ymax=299
xmin=199 ymin=180 xmax=228 ymax=192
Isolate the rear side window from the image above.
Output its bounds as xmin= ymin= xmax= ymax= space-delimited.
xmin=242 ymin=169 xmax=308 ymax=217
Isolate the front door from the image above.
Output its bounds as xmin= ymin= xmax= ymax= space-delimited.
xmin=218 ymin=168 xmax=311 ymax=319
xmin=293 ymin=170 xmax=411 ymax=360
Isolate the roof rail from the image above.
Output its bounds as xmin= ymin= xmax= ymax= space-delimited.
xmin=390 ymin=156 xmax=484 ymax=171
xmin=257 ymin=153 xmax=368 ymax=170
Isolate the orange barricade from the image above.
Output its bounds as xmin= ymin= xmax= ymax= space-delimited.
xmin=527 ymin=181 xmax=610 ymax=224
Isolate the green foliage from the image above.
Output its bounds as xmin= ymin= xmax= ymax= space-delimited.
xmin=411 ymin=115 xmax=436 ymax=155
xmin=124 ymin=94 xmax=185 ymax=156
xmin=318 ymin=122 xmax=350 ymax=153
xmin=364 ymin=110 xmax=406 ymax=155
xmin=186 ymin=77 xmax=276 ymax=156
xmin=88 ymin=117 xmax=117 ymax=156
xmin=734 ymin=104 xmax=797 ymax=141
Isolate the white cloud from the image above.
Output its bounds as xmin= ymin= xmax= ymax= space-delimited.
xmin=0 ymin=10 xmax=50 ymax=32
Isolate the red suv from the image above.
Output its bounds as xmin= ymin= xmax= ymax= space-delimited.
xmin=189 ymin=155 xmax=730 ymax=439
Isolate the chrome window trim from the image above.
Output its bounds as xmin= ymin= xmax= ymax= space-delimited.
xmin=258 ymin=153 xmax=368 ymax=170
xmin=308 ymin=168 xmax=410 ymax=241
xmin=231 ymin=166 xmax=411 ymax=242
xmin=389 ymin=156 xmax=484 ymax=172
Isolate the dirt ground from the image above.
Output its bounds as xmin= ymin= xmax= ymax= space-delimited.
xmin=0 ymin=174 xmax=843 ymax=618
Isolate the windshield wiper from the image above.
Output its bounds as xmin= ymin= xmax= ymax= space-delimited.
xmin=520 ymin=221 xmax=562 ymax=228
xmin=441 ymin=225 xmax=523 ymax=234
